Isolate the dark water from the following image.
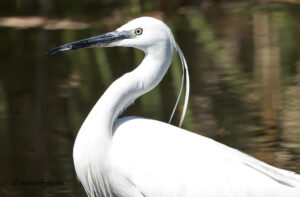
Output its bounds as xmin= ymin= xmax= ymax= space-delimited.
xmin=0 ymin=1 xmax=300 ymax=196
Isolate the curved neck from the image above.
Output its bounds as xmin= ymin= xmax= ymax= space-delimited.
xmin=73 ymin=40 xmax=174 ymax=197
xmin=80 ymin=42 xmax=174 ymax=138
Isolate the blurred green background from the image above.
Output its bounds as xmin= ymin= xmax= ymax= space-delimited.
xmin=0 ymin=0 xmax=300 ymax=196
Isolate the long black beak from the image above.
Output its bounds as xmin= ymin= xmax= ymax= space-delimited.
xmin=46 ymin=31 xmax=130 ymax=55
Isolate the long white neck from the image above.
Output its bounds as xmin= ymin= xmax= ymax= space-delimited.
xmin=82 ymin=42 xmax=173 ymax=137
xmin=73 ymin=41 xmax=173 ymax=196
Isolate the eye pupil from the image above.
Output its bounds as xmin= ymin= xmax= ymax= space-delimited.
xmin=135 ymin=28 xmax=143 ymax=35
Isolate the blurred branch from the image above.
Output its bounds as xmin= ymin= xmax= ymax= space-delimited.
xmin=0 ymin=16 xmax=90 ymax=29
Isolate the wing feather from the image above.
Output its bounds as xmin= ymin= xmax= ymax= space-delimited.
xmin=110 ymin=117 xmax=300 ymax=197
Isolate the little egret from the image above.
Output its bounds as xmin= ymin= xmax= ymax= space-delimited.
xmin=47 ymin=17 xmax=300 ymax=197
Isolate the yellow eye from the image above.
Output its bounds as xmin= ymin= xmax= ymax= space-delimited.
xmin=134 ymin=28 xmax=143 ymax=35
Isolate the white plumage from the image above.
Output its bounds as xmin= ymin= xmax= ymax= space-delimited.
xmin=48 ymin=16 xmax=300 ymax=197
xmin=112 ymin=117 xmax=300 ymax=197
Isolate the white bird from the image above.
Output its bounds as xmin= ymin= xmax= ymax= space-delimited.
xmin=47 ymin=17 xmax=300 ymax=197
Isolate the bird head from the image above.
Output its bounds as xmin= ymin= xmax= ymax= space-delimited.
xmin=46 ymin=17 xmax=174 ymax=55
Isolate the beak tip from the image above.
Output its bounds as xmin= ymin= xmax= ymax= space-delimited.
xmin=45 ymin=49 xmax=59 ymax=55
xmin=45 ymin=51 xmax=54 ymax=55
xmin=45 ymin=47 xmax=71 ymax=55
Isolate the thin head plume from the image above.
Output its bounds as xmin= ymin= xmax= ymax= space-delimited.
xmin=176 ymin=42 xmax=190 ymax=127
xmin=167 ymin=28 xmax=190 ymax=127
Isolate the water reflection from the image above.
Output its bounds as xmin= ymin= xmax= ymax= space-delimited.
xmin=0 ymin=1 xmax=300 ymax=196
